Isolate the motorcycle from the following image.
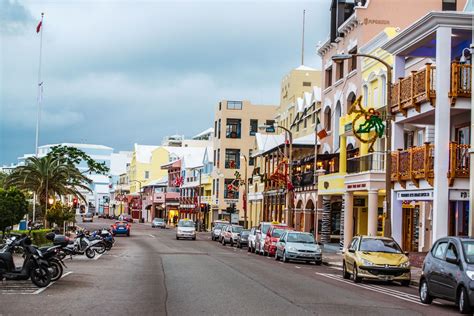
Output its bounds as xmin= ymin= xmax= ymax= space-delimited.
xmin=0 ymin=235 xmax=52 ymax=287
xmin=61 ymin=231 xmax=100 ymax=259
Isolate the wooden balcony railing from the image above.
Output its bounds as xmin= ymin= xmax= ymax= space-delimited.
xmin=391 ymin=142 xmax=470 ymax=187
xmin=450 ymin=62 xmax=472 ymax=105
xmin=391 ymin=63 xmax=436 ymax=116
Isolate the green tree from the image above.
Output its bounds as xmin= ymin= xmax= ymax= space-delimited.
xmin=46 ymin=202 xmax=76 ymax=229
xmin=4 ymin=156 xmax=92 ymax=207
xmin=47 ymin=145 xmax=110 ymax=175
xmin=0 ymin=187 xmax=28 ymax=236
xmin=0 ymin=172 xmax=6 ymax=188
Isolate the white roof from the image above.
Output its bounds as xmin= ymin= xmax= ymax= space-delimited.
xmin=303 ymin=92 xmax=312 ymax=109
xmin=134 ymin=144 xmax=159 ymax=164
xmin=311 ymin=87 xmax=321 ymax=103
xmin=294 ymin=65 xmax=316 ymax=71
xmin=254 ymin=133 xmax=285 ymax=155
xmin=144 ymin=176 xmax=168 ymax=187
xmin=205 ymin=146 xmax=214 ymax=163
xmin=192 ymin=128 xmax=214 ymax=139
xmin=88 ymin=174 xmax=110 ymax=184
xmin=182 ymin=147 xmax=207 ymax=169
xmin=296 ymin=97 xmax=305 ymax=113
xmin=38 ymin=143 xmax=113 ymax=151
xmin=109 ymin=152 xmax=132 ymax=176
xmin=181 ymin=180 xmax=200 ymax=189
xmin=293 ymin=134 xmax=320 ymax=146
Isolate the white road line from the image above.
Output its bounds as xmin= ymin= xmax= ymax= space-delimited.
xmin=329 ymin=266 xmax=343 ymax=271
xmin=316 ymin=273 xmax=424 ymax=306
xmin=93 ymin=253 xmax=104 ymax=261
xmin=32 ymin=271 xmax=74 ymax=295
xmin=148 ymin=234 xmax=156 ymax=238
xmin=295 ymin=266 xmax=301 ymax=269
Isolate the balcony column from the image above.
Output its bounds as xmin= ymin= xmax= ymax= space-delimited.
xmin=391 ymin=191 xmax=403 ymax=245
xmin=343 ymin=192 xmax=353 ymax=250
xmin=432 ymin=26 xmax=452 ymax=241
xmin=340 ymin=135 xmax=347 ymax=173
xmin=367 ymin=190 xmax=378 ymax=236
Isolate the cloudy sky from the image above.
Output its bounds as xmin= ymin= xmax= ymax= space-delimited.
xmin=0 ymin=0 xmax=330 ymax=165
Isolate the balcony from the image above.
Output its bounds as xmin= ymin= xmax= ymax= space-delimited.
xmin=347 ymin=152 xmax=385 ymax=174
xmin=390 ymin=142 xmax=469 ymax=187
xmin=390 ymin=62 xmax=472 ymax=116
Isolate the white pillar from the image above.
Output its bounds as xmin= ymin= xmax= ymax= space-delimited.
xmin=391 ymin=191 xmax=403 ymax=245
xmin=368 ymin=190 xmax=378 ymax=236
xmin=432 ymin=27 xmax=452 ymax=241
xmin=343 ymin=192 xmax=354 ymax=250
xmin=392 ymin=122 xmax=404 ymax=150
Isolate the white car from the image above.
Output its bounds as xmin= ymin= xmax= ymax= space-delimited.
xmin=176 ymin=219 xmax=196 ymax=240
xmin=247 ymin=226 xmax=258 ymax=253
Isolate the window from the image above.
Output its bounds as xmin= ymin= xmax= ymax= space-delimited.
xmin=227 ymin=101 xmax=243 ymax=110
xmin=349 ymin=47 xmax=357 ymax=71
xmin=216 ymin=179 xmax=219 ymax=198
xmin=144 ymin=171 xmax=150 ymax=179
xmin=433 ymin=241 xmax=448 ymax=259
xmin=250 ymin=119 xmax=258 ymax=136
xmin=226 ymin=119 xmax=241 ymax=138
xmin=265 ymin=120 xmax=275 ymax=133
xmin=363 ymin=85 xmax=368 ymax=107
xmin=224 ymin=179 xmax=239 ymax=199
xmin=373 ymin=86 xmax=379 ymax=106
xmin=213 ymin=150 xmax=216 ymax=166
xmin=225 ymin=149 xmax=240 ymax=169
xmin=218 ymin=119 xmax=221 ymax=139
xmin=219 ymin=102 xmax=222 ymax=111
xmin=325 ymin=66 xmax=333 ymax=88
xmin=304 ymin=117 xmax=308 ymax=128
xmin=336 ymin=60 xmax=344 ymax=80
xmin=442 ymin=0 xmax=457 ymax=10
xmin=249 ymin=149 xmax=254 ymax=166
xmin=312 ymin=112 xmax=316 ymax=125
xmin=446 ymin=243 xmax=459 ymax=262
xmin=324 ymin=107 xmax=332 ymax=131
xmin=380 ymin=75 xmax=387 ymax=106
xmin=303 ymin=81 xmax=311 ymax=87
xmin=214 ymin=121 xmax=217 ymax=137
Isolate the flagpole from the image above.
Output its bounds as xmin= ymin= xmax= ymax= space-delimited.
xmin=301 ymin=10 xmax=305 ymax=65
xmin=33 ymin=12 xmax=44 ymax=224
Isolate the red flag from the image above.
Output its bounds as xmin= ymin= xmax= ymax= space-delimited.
xmin=36 ymin=20 xmax=42 ymax=33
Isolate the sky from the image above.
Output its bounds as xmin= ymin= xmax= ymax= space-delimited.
xmin=0 ymin=0 xmax=330 ymax=165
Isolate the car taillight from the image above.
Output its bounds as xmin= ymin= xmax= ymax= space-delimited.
xmin=113 ymin=225 xmax=117 ymax=229
xmin=126 ymin=225 xmax=130 ymax=229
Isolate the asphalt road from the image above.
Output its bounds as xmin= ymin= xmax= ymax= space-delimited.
xmin=0 ymin=218 xmax=461 ymax=316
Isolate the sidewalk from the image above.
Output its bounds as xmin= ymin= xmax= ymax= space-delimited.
xmin=322 ymin=250 xmax=422 ymax=286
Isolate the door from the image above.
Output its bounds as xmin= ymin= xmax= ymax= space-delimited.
xmin=402 ymin=207 xmax=419 ymax=252
xmin=428 ymin=240 xmax=449 ymax=296
xmin=440 ymin=242 xmax=461 ymax=300
xmin=346 ymin=237 xmax=359 ymax=273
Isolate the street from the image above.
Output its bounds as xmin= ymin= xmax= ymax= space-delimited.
xmin=0 ymin=218 xmax=460 ymax=316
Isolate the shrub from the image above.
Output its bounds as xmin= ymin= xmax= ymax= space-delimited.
xmin=11 ymin=229 xmax=53 ymax=246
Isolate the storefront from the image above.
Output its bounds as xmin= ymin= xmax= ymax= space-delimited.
xmin=448 ymin=190 xmax=470 ymax=237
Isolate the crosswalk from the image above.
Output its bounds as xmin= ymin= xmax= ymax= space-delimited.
xmin=316 ymin=272 xmax=427 ymax=306
xmin=0 ymin=271 xmax=73 ymax=295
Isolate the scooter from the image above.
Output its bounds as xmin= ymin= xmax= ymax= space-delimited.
xmin=0 ymin=235 xmax=52 ymax=287
xmin=65 ymin=231 xmax=102 ymax=259
xmin=38 ymin=244 xmax=67 ymax=282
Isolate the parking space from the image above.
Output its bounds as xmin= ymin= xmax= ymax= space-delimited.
xmin=0 ymin=271 xmax=73 ymax=295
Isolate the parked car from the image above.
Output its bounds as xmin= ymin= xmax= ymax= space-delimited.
xmin=119 ymin=214 xmax=133 ymax=223
xmin=255 ymin=222 xmax=273 ymax=255
xmin=236 ymin=229 xmax=250 ymax=248
xmin=152 ymin=218 xmax=166 ymax=228
xmin=218 ymin=224 xmax=228 ymax=242
xmin=111 ymin=221 xmax=130 ymax=236
xmin=211 ymin=222 xmax=226 ymax=241
xmin=222 ymin=225 xmax=243 ymax=246
xmin=176 ymin=219 xmax=196 ymax=240
xmin=263 ymin=224 xmax=289 ymax=257
xmin=275 ymin=231 xmax=322 ymax=264
xmin=342 ymin=236 xmax=410 ymax=286
xmin=419 ymin=237 xmax=474 ymax=314
xmin=247 ymin=226 xmax=258 ymax=253
xmin=82 ymin=213 xmax=94 ymax=223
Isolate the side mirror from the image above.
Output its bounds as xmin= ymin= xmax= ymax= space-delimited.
xmin=348 ymin=248 xmax=355 ymax=253
xmin=446 ymin=256 xmax=460 ymax=265
xmin=404 ymin=251 xmax=409 ymax=256
xmin=237 ymin=233 xmax=241 ymax=236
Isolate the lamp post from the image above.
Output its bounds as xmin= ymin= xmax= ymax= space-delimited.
xmin=129 ymin=180 xmax=143 ymax=222
xmin=259 ymin=123 xmax=293 ymax=226
xmin=240 ymin=154 xmax=248 ymax=229
xmin=332 ymin=53 xmax=392 ymax=237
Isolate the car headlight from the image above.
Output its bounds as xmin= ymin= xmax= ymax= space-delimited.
xmin=361 ymin=258 xmax=374 ymax=266
xmin=287 ymin=246 xmax=297 ymax=252
xmin=467 ymin=271 xmax=474 ymax=280
xmin=399 ymin=261 xmax=410 ymax=268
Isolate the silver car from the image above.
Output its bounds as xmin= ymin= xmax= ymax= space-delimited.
xmin=255 ymin=222 xmax=272 ymax=255
xmin=218 ymin=224 xmax=228 ymax=242
xmin=211 ymin=223 xmax=225 ymax=241
xmin=176 ymin=219 xmax=196 ymax=240
xmin=275 ymin=231 xmax=322 ymax=264
xmin=247 ymin=226 xmax=258 ymax=253
xmin=152 ymin=218 xmax=166 ymax=228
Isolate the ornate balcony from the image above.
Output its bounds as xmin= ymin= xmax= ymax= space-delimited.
xmin=391 ymin=142 xmax=469 ymax=187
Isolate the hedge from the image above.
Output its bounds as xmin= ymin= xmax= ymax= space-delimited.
xmin=11 ymin=229 xmax=53 ymax=246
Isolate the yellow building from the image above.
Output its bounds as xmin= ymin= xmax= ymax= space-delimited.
xmin=129 ymin=144 xmax=159 ymax=193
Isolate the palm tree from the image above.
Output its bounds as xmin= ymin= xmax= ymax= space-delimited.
xmin=5 ymin=156 xmax=92 ymax=208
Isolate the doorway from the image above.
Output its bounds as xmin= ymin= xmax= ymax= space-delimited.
xmin=402 ymin=205 xmax=420 ymax=252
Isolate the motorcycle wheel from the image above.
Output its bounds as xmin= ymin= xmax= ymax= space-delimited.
xmin=105 ymin=242 xmax=112 ymax=251
xmin=94 ymin=242 xmax=106 ymax=254
xmin=85 ymin=248 xmax=95 ymax=259
xmin=30 ymin=264 xmax=51 ymax=288
xmin=49 ymin=259 xmax=63 ymax=282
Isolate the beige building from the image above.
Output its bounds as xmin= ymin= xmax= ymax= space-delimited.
xmin=211 ymin=100 xmax=278 ymax=226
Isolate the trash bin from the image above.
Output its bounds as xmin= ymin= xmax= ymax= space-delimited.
xmin=19 ymin=220 xmax=27 ymax=231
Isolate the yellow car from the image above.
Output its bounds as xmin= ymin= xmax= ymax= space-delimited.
xmin=342 ymin=236 xmax=411 ymax=286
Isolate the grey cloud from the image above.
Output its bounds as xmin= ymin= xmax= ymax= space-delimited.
xmin=0 ymin=0 xmax=35 ymax=34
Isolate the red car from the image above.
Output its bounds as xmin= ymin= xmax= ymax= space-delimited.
xmin=263 ymin=224 xmax=289 ymax=257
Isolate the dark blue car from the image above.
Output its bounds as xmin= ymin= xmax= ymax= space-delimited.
xmin=111 ymin=221 xmax=130 ymax=237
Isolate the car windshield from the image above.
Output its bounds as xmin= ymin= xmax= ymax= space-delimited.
xmin=359 ymin=238 xmax=402 ymax=253
xmin=214 ymin=224 xmax=223 ymax=229
xmin=287 ymin=233 xmax=315 ymax=243
xmin=241 ymin=230 xmax=250 ymax=236
xmin=232 ymin=226 xmax=243 ymax=233
xmin=178 ymin=220 xmax=194 ymax=227
xmin=272 ymin=229 xmax=284 ymax=238
xmin=261 ymin=224 xmax=271 ymax=234
xmin=462 ymin=241 xmax=474 ymax=263
xmin=154 ymin=218 xmax=163 ymax=222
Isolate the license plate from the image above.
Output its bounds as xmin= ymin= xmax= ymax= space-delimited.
xmin=119 ymin=227 xmax=125 ymax=230
xmin=379 ymin=275 xmax=393 ymax=281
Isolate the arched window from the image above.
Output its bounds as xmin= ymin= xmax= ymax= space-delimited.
xmin=346 ymin=92 xmax=356 ymax=114
xmin=324 ymin=107 xmax=332 ymax=131
xmin=363 ymin=85 xmax=369 ymax=107
xmin=334 ymin=102 xmax=342 ymax=150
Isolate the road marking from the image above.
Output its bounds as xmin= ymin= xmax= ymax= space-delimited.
xmin=316 ymin=273 xmax=425 ymax=306
xmin=1 ymin=271 xmax=73 ymax=295
xmin=148 ymin=234 xmax=156 ymax=238
xmin=329 ymin=266 xmax=343 ymax=271
xmin=33 ymin=271 xmax=73 ymax=295
xmin=295 ymin=266 xmax=301 ymax=269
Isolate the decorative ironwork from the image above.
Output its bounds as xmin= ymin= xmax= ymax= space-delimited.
xmin=349 ymin=96 xmax=384 ymax=152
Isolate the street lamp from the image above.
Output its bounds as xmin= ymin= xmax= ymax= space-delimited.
xmin=332 ymin=53 xmax=393 ymax=237
xmin=258 ymin=123 xmax=293 ymax=226
xmin=240 ymin=154 xmax=248 ymax=229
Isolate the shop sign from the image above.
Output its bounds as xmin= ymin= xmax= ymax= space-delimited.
xmin=449 ymin=190 xmax=470 ymax=201
xmin=224 ymin=198 xmax=239 ymax=204
xmin=344 ymin=122 xmax=353 ymax=133
xmin=396 ymin=190 xmax=433 ymax=201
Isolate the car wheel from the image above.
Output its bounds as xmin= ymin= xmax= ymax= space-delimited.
xmin=127 ymin=232 xmax=130 ymax=237
xmin=222 ymin=238 xmax=226 ymax=246
xmin=458 ymin=286 xmax=472 ymax=314
xmin=352 ymin=266 xmax=361 ymax=283
xmin=400 ymin=280 xmax=410 ymax=287
xmin=315 ymin=260 xmax=322 ymax=266
xmin=230 ymin=239 xmax=233 ymax=247
xmin=176 ymin=236 xmax=179 ymax=240
xmin=247 ymin=245 xmax=251 ymax=252
xmin=419 ymin=279 xmax=433 ymax=304
xmin=192 ymin=237 xmax=196 ymax=240
xmin=342 ymin=261 xmax=350 ymax=279
xmin=282 ymin=251 xmax=289 ymax=263
xmin=275 ymin=251 xmax=279 ymax=261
